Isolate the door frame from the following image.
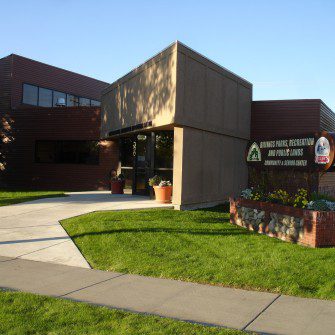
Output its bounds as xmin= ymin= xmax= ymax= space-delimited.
xmin=132 ymin=132 xmax=155 ymax=195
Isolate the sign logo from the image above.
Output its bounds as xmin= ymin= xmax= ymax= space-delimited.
xmin=315 ymin=137 xmax=330 ymax=164
xmin=247 ymin=142 xmax=261 ymax=162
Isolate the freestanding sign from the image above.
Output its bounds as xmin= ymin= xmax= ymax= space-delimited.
xmin=246 ymin=132 xmax=335 ymax=172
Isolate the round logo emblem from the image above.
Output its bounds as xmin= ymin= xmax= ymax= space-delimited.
xmin=315 ymin=137 xmax=330 ymax=164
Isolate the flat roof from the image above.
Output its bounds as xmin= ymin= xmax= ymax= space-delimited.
xmin=102 ymin=41 xmax=252 ymax=95
xmin=253 ymin=99 xmax=334 ymax=113
xmin=1 ymin=53 xmax=109 ymax=85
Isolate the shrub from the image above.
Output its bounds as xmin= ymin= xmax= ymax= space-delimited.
xmin=307 ymin=199 xmax=335 ymax=211
xmin=158 ymin=180 xmax=172 ymax=187
xmin=148 ymin=175 xmax=161 ymax=187
xmin=239 ymin=187 xmax=335 ymax=211
xmin=268 ymin=189 xmax=292 ymax=206
xmin=251 ymin=188 xmax=266 ymax=201
xmin=292 ymin=188 xmax=309 ymax=208
xmin=241 ymin=188 xmax=253 ymax=199
xmin=240 ymin=187 xmax=310 ymax=209
xmin=310 ymin=192 xmax=335 ymax=202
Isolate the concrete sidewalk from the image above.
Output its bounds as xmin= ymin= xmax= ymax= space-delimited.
xmin=0 ymin=191 xmax=173 ymax=268
xmin=1 ymin=256 xmax=334 ymax=335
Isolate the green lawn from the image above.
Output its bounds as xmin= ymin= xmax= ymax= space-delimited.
xmin=61 ymin=207 xmax=335 ymax=300
xmin=0 ymin=189 xmax=65 ymax=206
xmin=0 ymin=290 xmax=244 ymax=335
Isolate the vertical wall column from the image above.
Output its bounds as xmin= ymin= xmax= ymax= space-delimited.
xmin=172 ymin=126 xmax=249 ymax=210
xmin=172 ymin=127 xmax=184 ymax=206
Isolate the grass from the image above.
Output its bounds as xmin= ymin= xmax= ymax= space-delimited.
xmin=0 ymin=189 xmax=65 ymax=206
xmin=61 ymin=206 xmax=335 ymax=300
xmin=0 ymin=290 xmax=244 ymax=335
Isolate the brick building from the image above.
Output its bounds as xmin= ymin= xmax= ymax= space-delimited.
xmin=1 ymin=46 xmax=335 ymax=201
xmin=251 ymin=99 xmax=335 ymax=196
xmin=0 ymin=54 xmax=117 ymax=190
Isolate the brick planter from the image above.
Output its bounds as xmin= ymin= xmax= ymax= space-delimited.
xmin=230 ymin=198 xmax=335 ymax=247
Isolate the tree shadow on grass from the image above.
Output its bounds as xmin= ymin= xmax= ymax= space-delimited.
xmin=0 ymin=194 xmax=66 ymax=206
xmin=193 ymin=204 xmax=230 ymax=214
xmin=192 ymin=217 xmax=230 ymax=224
xmin=70 ymin=226 xmax=251 ymax=239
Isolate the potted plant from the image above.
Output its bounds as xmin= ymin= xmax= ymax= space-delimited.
xmin=149 ymin=175 xmax=172 ymax=203
xmin=111 ymin=173 xmax=125 ymax=194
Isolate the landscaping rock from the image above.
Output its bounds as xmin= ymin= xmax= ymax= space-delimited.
xmin=234 ymin=205 xmax=305 ymax=243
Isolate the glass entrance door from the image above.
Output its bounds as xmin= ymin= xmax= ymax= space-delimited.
xmin=120 ymin=131 xmax=173 ymax=196
xmin=133 ymin=134 xmax=152 ymax=195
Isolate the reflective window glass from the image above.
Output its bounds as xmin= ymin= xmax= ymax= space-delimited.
xmin=35 ymin=140 xmax=99 ymax=165
xmin=79 ymin=97 xmax=90 ymax=106
xmin=120 ymin=137 xmax=135 ymax=167
xmin=38 ymin=88 xmax=52 ymax=107
xmin=66 ymin=94 xmax=79 ymax=106
xmin=155 ymin=132 xmax=173 ymax=168
xmin=90 ymin=100 xmax=101 ymax=106
xmin=53 ymin=91 xmax=66 ymax=106
xmin=22 ymin=84 xmax=38 ymax=105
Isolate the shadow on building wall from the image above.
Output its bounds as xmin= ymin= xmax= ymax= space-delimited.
xmin=101 ymin=49 xmax=176 ymax=138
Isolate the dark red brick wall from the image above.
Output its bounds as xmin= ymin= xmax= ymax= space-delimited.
xmin=9 ymin=54 xmax=109 ymax=108
xmin=2 ymin=106 xmax=119 ymax=191
xmin=230 ymin=198 xmax=335 ymax=248
xmin=320 ymin=101 xmax=335 ymax=132
xmin=0 ymin=56 xmax=13 ymax=185
xmin=251 ymin=99 xmax=321 ymax=139
xmin=0 ymin=55 xmax=12 ymax=112
xmin=250 ymin=99 xmax=335 ymax=195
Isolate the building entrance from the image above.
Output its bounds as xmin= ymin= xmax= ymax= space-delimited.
xmin=120 ymin=131 xmax=173 ymax=196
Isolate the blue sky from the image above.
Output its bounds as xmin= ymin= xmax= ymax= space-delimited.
xmin=1 ymin=0 xmax=335 ymax=109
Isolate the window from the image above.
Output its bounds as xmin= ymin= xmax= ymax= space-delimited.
xmin=154 ymin=131 xmax=173 ymax=184
xmin=67 ymin=94 xmax=79 ymax=106
xmin=155 ymin=132 xmax=173 ymax=168
xmin=35 ymin=140 xmax=99 ymax=165
xmin=53 ymin=91 xmax=66 ymax=106
xmin=35 ymin=141 xmax=56 ymax=163
xmin=120 ymin=137 xmax=135 ymax=167
xmin=91 ymin=100 xmax=101 ymax=107
xmin=22 ymin=83 xmax=100 ymax=108
xmin=79 ymin=97 xmax=90 ymax=106
xmin=22 ymin=84 xmax=38 ymax=105
xmin=38 ymin=88 xmax=53 ymax=107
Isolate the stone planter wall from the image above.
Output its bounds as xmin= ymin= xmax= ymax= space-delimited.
xmin=230 ymin=198 xmax=335 ymax=247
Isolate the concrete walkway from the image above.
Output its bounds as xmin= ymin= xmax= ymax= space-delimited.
xmin=0 ymin=191 xmax=173 ymax=268
xmin=1 ymin=256 xmax=334 ymax=335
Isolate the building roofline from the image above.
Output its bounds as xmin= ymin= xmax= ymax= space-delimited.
xmin=252 ymin=99 xmax=334 ymax=114
xmin=252 ymin=99 xmax=323 ymax=103
xmin=12 ymin=106 xmax=101 ymax=113
xmin=0 ymin=53 xmax=109 ymax=85
xmin=175 ymin=40 xmax=252 ymax=87
xmin=102 ymin=40 xmax=252 ymax=95
xmin=102 ymin=41 xmax=178 ymax=95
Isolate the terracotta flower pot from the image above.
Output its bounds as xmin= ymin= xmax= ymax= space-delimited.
xmin=153 ymin=186 xmax=172 ymax=203
xmin=111 ymin=180 xmax=124 ymax=194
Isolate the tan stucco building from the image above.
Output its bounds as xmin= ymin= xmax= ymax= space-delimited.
xmin=101 ymin=41 xmax=252 ymax=209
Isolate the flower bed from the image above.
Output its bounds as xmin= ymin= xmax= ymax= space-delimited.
xmin=230 ymin=197 xmax=335 ymax=247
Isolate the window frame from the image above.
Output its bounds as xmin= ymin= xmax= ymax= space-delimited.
xmin=38 ymin=87 xmax=53 ymax=107
xmin=35 ymin=140 xmax=100 ymax=165
xmin=21 ymin=82 xmax=100 ymax=107
xmin=79 ymin=97 xmax=91 ymax=107
xmin=66 ymin=94 xmax=79 ymax=107
xmin=52 ymin=90 xmax=67 ymax=107
xmin=22 ymin=83 xmax=39 ymax=106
